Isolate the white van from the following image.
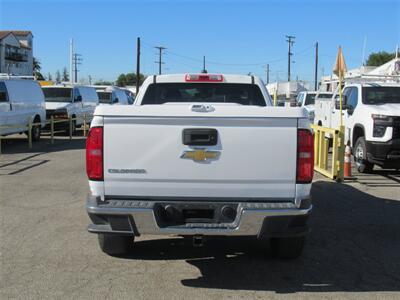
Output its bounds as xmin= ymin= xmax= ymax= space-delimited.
xmin=0 ymin=79 xmax=46 ymax=141
xmin=42 ymin=85 xmax=99 ymax=134
xmin=96 ymin=87 xmax=130 ymax=105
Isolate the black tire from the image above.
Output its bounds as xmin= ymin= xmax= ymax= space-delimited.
xmin=271 ymin=236 xmax=305 ymax=259
xmin=29 ymin=117 xmax=41 ymax=142
xmin=98 ymin=234 xmax=134 ymax=255
xmin=354 ymin=137 xmax=374 ymax=173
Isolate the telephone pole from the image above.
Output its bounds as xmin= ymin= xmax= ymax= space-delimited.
xmin=72 ymin=53 xmax=82 ymax=83
xmin=154 ymin=46 xmax=166 ymax=75
xmin=314 ymin=42 xmax=319 ymax=91
xmin=263 ymin=64 xmax=270 ymax=84
xmin=286 ymin=35 xmax=295 ymax=82
xmin=136 ymin=37 xmax=141 ymax=95
xmin=202 ymin=56 xmax=207 ymax=73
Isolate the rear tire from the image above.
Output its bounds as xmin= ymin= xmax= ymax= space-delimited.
xmin=354 ymin=137 xmax=374 ymax=173
xmin=271 ymin=236 xmax=305 ymax=259
xmin=98 ymin=234 xmax=134 ymax=255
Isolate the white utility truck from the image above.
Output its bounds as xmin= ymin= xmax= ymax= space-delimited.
xmin=96 ymin=87 xmax=130 ymax=105
xmin=85 ymin=74 xmax=314 ymax=258
xmin=296 ymin=91 xmax=316 ymax=122
xmin=314 ymin=81 xmax=400 ymax=172
xmin=42 ymin=85 xmax=99 ymax=134
xmin=0 ymin=78 xmax=46 ymax=141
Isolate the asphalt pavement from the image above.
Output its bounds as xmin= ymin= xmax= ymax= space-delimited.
xmin=1 ymin=135 xmax=399 ymax=299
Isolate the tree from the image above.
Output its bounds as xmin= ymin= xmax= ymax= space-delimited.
xmin=47 ymin=73 xmax=52 ymax=81
xmin=116 ymin=73 xmax=145 ymax=87
xmin=94 ymin=80 xmax=113 ymax=85
xmin=33 ymin=57 xmax=41 ymax=72
xmin=55 ymin=70 xmax=61 ymax=83
xmin=116 ymin=74 xmax=127 ymax=87
xmin=62 ymin=67 xmax=69 ymax=82
xmin=366 ymin=51 xmax=395 ymax=66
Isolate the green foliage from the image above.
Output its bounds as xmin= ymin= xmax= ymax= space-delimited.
xmin=62 ymin=67 xmax=69 ymax=82
xmin=116 ymin=73 xmax=145 ymax=87
xmin=47 ymin=73 xmax=52 ymax=81
xmin=55 ymin=70 xmax=61 ymax=83
xmin=33 ymin=57 xmax=41 ymax=72
xmin=34 ymin=71 xmax=45 ymax=80
xmin=366 ymin=51 xmax=395 ymax=66
xmin=94 ymin=80 xmax=113 ymax=85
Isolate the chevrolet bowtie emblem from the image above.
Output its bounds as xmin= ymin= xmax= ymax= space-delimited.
xmin=181 ymin=149 xmax=220 ymax=162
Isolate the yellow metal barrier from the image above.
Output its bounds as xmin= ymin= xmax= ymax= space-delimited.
xmin=0 ymin=115 xmax=90 ymax=154
xmin=311 ymin=124 xmax=345 ymax=182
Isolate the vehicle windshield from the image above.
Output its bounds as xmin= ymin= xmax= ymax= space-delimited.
xmin=141 ymin=83 xmax=266 ymax=106
xmin=43 ymin=88 xmax=72 ymax=102
xmin=97 ymin=91 xmax=112 ymax=104
xmin=304 ymin=94 xmax=316 ymax=105
xmin=317 ymin=93 xmax=333 ymax=100
xmin=362 ymin=87 xmax=400 ymax=104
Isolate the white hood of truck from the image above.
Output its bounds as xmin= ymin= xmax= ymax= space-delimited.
xmin=45 ymin=102 xmax=72 ymax=111
xmin=365 ymin=103 xmax=400 ymax=117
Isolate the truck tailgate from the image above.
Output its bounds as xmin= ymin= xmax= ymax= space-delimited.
xmin=102 ymin=107 xmax=299 ymax=200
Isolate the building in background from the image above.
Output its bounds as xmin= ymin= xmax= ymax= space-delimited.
xmin=0 ymin=30 xmax=33 ymax=76
xmin=266 ymin=80 xmax=310 ymax=104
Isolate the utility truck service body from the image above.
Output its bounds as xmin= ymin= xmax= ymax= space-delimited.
xmin=86 ymin=74 xmax=314 ymax=258
xmin=314 ymin=82 xmax=400 ymax=172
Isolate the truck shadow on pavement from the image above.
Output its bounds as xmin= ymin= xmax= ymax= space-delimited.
xmin=125 ymin=180 xmax=400 ymax=293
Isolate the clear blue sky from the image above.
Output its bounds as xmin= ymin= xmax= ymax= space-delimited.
xmin=1 ymin=0 xmax=399 ymax=83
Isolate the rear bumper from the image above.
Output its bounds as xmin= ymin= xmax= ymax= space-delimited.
xmin=366 ymin=138 xmax=400 ymax=168
xmin=86 ymin=195 xmax=312 ymax=237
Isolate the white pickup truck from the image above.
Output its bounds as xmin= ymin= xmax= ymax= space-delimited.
xmin=85 ymin=74 xmax=314 ymax=258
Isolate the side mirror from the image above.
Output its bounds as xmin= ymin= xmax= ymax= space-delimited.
xmin=347 ymin=105 xmax=354 ymax=115
xmin=75 ymin=95 xmax=82 ymax=102
xmin=335 ymin=95 xmax=347 ymax=110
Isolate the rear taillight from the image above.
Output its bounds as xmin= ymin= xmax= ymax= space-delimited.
xmin=297 ymin=129 xmax=314 ymax=183
xmin=86 ymin=127 xmax=103 ymax=181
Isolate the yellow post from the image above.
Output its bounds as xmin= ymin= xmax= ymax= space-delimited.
xmin=69 ymin=117 xmax=72 ymax=140
xmin=50 ymin=116 xmax=54 ymax=144
xmin=28 ymin=117 xmax=32 ymax=149
xmin=273 ymin=91 xmax=277 ymax=107
xmin=339 ymin=71 xmax=343 ymax=127
xmin=337 ymin=125 xmax=345 ymax=182
xmin=83 ymin=114 xmax=87 ymax=137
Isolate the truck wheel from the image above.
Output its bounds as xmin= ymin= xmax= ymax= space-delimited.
xmin=271 ymin=236 xmax=305 ymax=259
xmin=98 ymin=234 xmax=134 ymax=255
xmin=354 ymin=137 xmax=373 ymax=173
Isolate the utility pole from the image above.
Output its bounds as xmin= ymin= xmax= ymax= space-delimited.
xmin=265 ymin=64 xmax=270 ymax=84
xmin=72 ymin=53 xmax=82 ymax=83
xmin=202 ymin=56 xmax=207 ymax=73
xmin=314 ymin=42 xmax=318 ymax=91
xmin=136 ymin=37 xmax=141 ymax=95
xmin=154 ymin=46 xmax=166 ymax=75
xmin=69 ymin=39 xmax=73 ymax=84
xmin=286 ymin=35 xmax=295 ymax=82
xmin=88 ymin=75 xmax=92 ymax=85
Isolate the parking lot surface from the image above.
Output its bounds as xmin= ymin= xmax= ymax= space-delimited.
xmin=1 ymin=135 xmax=400 ymax=299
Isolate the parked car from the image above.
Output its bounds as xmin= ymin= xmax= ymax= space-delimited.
xmin=0 ymin=78 xmax=46 ymax=141
xmin=296 ymin=91 xmax=317 ymax=122
xmin=42 ymin=85 xmax=99 ymax=134
xmin=85 ymin=73 xmax=314 ymax=259
xmin=314 ymin=82 xmax=400 ymax=172
xmin=97 ymin=87 xmax=130 ymax=105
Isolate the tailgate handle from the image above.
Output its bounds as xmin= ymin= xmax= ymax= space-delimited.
xmin=183 ymin=129 xmax=218 ymax=146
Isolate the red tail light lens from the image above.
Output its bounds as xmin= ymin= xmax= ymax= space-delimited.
xmin=86 ymin=127 xmax=103 ymax=181
xmin=297 ymin=129 xmax=314 ymax=183
xmin=185 ymin=74 xmax=223 ymax=82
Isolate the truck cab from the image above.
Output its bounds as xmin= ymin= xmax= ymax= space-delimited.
xmin=315 ymin=82 xmax=400 ymax=172
xmin=296 ymin=91 xmax=316 ymax=122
